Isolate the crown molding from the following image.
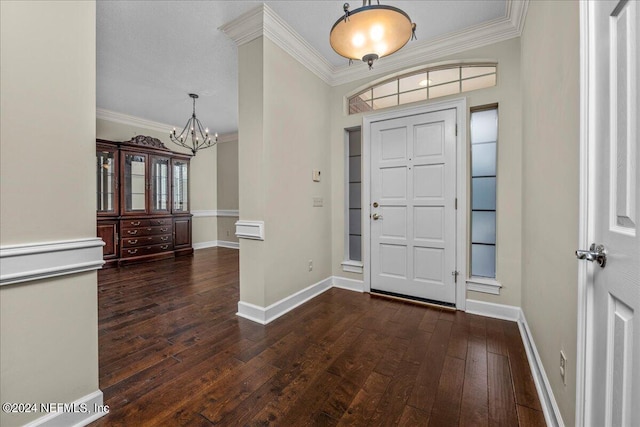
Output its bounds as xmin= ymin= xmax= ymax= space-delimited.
xmin=262 ymin=5 xmax=334 ymax=84
xmin=219 ymin=1 xmax=529 ymax=87
xmin=219 ymin=4 xmax=334 ymax=84
xmin=509 ymin=0 xmax=530 ymax=35
xmin=97 ymin=108 xmax=174 ymax=134
xmin=217 ymin=132 xmax=238 ymax=143
xmin=218 ymin=5 xmax=265 ymax=46
xmin=97 ymin=108 xmax=237 ymax=142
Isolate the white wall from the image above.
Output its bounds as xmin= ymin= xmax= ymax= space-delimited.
xmin=521 ymin=2 xmax=580 ymax=425
xmin=96 ymin=118 xmax=218 ymax=245
xmin=330 ymin=38 xmax=523 ymax=307
xmin=238 ymin=37 xmax=331 ymax=307
xmin=0 ymin=1 xmax=99 ymax=425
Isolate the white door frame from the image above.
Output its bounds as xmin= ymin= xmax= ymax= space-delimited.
xmin=576 ymin=2 xmax=596 ymax=425
xmin=362 ymin=98 xmax=468 ymax=310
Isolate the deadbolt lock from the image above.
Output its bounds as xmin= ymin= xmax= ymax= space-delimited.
xmin=373 ymin=202 xmax=379 ymax=208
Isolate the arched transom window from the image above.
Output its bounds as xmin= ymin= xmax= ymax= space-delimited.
xmin=348 ymin=64 xmax=497 ymax=114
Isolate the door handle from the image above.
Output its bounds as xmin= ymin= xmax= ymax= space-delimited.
xmin=372 ymin=213 xmax=382 ymax=220
xmin=576 ymin=243 xmax=607 ymax=268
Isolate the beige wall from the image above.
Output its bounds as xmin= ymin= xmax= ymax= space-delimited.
xmin=238 ymin=37 xmax=331 ymax=306
xmin=217 ymin=139 xmax=239 ymax=243
xmin=0 ymin=1 xmax=99 ymax=425
xmin=330 ymin=38 xmax=523 ymax=307
xmin=217 ymin=139 xmax=239 ymax=210
xmin=96 ymin=118 xmax=218 ymax=245
xmin=238 ymin=37 xmax=267 ymax=305
xmin=521 ymin=2 xmax=580 ymax=425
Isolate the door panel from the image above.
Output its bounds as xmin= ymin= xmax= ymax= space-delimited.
xmin=381 ymin=167 xmax=407 ymax=199
xmin=370 ymin=109 xmax=457 ymax=304
xmin=587 ymin=1 xmax=639 ymax=425
xmin=414 ymin=207 xmax=444 ymax=242
xmin=414 ymin=123 xmax=444 ymax=158
xmin=414 ymin=164 xmax=444 ymax=199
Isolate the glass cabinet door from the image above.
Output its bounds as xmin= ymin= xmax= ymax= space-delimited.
xmin=123 ymin=152 xmax=147 ymax=214
xmin=172 ymin=160 xmax=189 ymax=212
xmin=96 ymin=148 xmax=117 ymax=215
xmin=150 ymin=156 xmax=170 ymax=214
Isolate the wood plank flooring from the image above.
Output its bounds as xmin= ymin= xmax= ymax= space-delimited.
xmin=92 ymin=247 xmax=545 ymax=426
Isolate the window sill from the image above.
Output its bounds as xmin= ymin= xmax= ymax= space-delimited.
xmin=466 ymin=277 xmax=502 ymax=295
xmin=341 ymin=260 xmax=364 ymax=274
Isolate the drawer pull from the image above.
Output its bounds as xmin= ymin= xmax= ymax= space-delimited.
xmin=129 ymin=239 xmax=138 ymax=244
xmin=160 ymin=245 xmax=169 ymax=250
xmin=130 ymin=221 xmax=141 ymax=226
xmin=147 ymin=227 xmax=152 ymax=231
xmin=160 ymin=236 xmax=169 ymax=241
xmin=160 ymin=227 xmax=168 ymax=232
xmin=154 ymin=220 xmax=166 ymax=225
xmin=128 ymin=249 xmax=138 ymax=255
xmin=127 ymin=230 xmax=138 ymax=235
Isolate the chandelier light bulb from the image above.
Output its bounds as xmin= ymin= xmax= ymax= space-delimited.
xmin=352 ymin=33 xmax=365 ymax=47
xmin=370 ymin=25 xmax=384 ymax=42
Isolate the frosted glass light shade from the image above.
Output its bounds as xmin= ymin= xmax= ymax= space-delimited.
xmin=330 ymin=5 xmax=413 ymax=63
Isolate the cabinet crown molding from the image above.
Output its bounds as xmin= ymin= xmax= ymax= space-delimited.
xmin=125 ymin=135 xmax=169 ymax=151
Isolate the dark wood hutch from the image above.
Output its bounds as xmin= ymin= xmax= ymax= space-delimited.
xmin=96 ymin=135 xmax=193 ymax=266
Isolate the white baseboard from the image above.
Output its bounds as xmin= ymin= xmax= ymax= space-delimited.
xmin=216 ymin=240 xmax=239 ymax=249
xmin=465 ymin=299 xmax=521 ymax=321
xmin=23 ymin=390 xmax=106 ymax=427
xmin=518 ymin=311 xmax=565 ymax=427
xmin=237 ymin=277 xmax=333 ymax=324
xmin=193 ymin=241 xmax=240 ymax=250
xmin=332 ymin=276 xmax=364 ymax=292
xmin=193 ymin=240 xmax=218 ymax=250
xmin=191 ymin=210 xmax=240 ymax=218
xmin=0 ymin=238 xmax=105 ymax=286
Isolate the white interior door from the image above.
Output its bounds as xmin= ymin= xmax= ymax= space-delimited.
xmin=370 ymin=109 xmax=457 ymax=304
xmin=584 ymin=1 xmax=639 ymax=425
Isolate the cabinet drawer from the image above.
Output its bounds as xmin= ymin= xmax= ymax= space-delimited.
xmin=149 ymin=218 xmax=172 ymax=226
xmin=121 ymin=243 xmax=173 ymax=258
xmin=121 ymin=218 xmax=172 ymax=228
xmin=122 ymin=234 xmax=172 ymax=248
xmin=122 ymin=225 xmax=172 ymax=237
xmin=121 ymin=219 xmax=151 ymax=228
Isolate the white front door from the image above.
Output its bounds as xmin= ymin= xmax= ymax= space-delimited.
xmin=583 ymin=1 xmax=639 ymax=425
xmin=370 ymin=109 xmax=457 ymax=304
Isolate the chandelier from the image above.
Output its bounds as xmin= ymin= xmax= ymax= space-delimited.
xmin=170 ymin=93 xmax=217 ymax=156
xmin=330 ymin=1 xmax=416 ymax=69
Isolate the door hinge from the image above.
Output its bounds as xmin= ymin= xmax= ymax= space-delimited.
xmin=455 ymin=198 xmax=458 ymax=210
xmin=455 ymin=124 xmax=458 ymax=136
xmin=452 ymin=270 xmax=459 ymax=283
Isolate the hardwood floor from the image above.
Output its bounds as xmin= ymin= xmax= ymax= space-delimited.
xmin=92 ymin=247 xmax=545 ymax=426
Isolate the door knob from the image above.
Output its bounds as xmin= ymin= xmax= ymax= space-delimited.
xmin=576 ymin=243 xmax=607 ymax=268
xmin=372 ymin=213 xmax=382 ymax=220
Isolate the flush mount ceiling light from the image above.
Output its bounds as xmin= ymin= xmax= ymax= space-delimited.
xmin=330 ymin=1 xmax=416 ymax=69
xmin=170 ymin=93 xmax=218 ymax=156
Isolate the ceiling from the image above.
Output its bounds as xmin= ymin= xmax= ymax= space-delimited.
xmin=97 ymin=1 xmax=508 ymax=135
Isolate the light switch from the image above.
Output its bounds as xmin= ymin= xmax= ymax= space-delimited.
xmin=312 ymin=170 xmax=321 ymax=182
xmin=313 ymin=197 xmax=323 ymax=207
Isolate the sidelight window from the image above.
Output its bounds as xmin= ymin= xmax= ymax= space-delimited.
xmin=470 ymin=106 xmax=498 ymax=279
xmin=342 ymin=128 xmax=363 ymax=273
